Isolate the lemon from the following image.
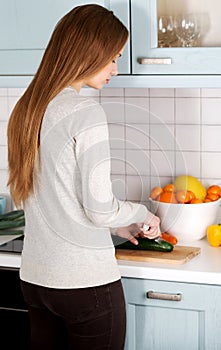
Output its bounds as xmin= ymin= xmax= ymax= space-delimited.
xmin=174 ymin=175 xmax=207 ymax=200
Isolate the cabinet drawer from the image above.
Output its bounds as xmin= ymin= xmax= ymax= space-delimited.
xmin=0 ymin=267 xmax=27 ymax=310
xmin=122 ymin=278 xmax=210 ymax=309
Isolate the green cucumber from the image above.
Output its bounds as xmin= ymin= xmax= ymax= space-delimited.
xmin=0 ymin=229 xmax=24 ymax=236
xmin=0 ymin=209 xmax=24 ymax=221
xmin=0 ymin=217 xmax=25 ymax=230
xmin=116 ymin=237 xmax=174 ymax=252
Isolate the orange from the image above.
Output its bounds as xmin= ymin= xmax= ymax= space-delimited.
xmin=204 ymin=198 xmax=212 ymax=203
xmin=207 ymin=185 xmax=221 ymax=197
xmin=150 ymin=186 xmax=163 ymax=200
xmin=187 ymin=190 xmax=195 ymax=202
xmin=175 ymin=190 xmax=192 ymax=204
xmin=205 ymin=193 xmax=220 ymax=202
xmin=159 ymin=191 xmax=178 ymax=204
xmin=190 ymin=198 xmax=203 ymax=204
xmin=163 ymin=184 xmax=176 ymax=192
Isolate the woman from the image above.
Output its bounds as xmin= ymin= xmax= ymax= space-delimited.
xmin=7 ymin=4 xmax=160 ymax=350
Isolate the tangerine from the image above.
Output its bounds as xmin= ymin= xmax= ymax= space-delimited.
xmin=159 ymin=191 xmax=178 ymax=204
xmin=150 ymin=186 xmax=163 ymax=200
xmin=190 ymin=198 xmax=203 ymax=204
xmin=205 ymin=193 xmax=220 ymax=202
xmin=204 ymin=198 xmax=212 ymax=203
xmin=163 ymin=184 xmax=176 ymax=192
xmin=207 ymin=185 xmax=221 ymax=197
xmin=187 ymin=190 xmax=195 ymax=201
xmin=175 ymin=190 xmax=192 ymax=204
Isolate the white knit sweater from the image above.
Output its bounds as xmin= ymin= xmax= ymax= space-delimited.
xmin=20 ymin=87 xmax=148 ymax=288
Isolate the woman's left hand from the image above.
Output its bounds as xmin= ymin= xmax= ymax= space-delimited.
xmin=113 ymin=223 xmax=143 ymax=245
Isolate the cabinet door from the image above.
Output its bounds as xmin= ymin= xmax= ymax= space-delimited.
xmin=122 ymin=278 xmax=221 ymax=350
xmin=131 ymin=0 xmax=221 ymax=76
xmin=0 ymin=0 xmax=130 ymax=75
xmin=0 ymin=268 xmax=30 ymax=349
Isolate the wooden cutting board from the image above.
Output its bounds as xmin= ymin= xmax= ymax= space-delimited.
xmin=115 ymin=245 xmax=201 ymax=265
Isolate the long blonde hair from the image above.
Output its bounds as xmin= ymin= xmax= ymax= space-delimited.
xmin=7 ymin=4 xmax=128 ymax=207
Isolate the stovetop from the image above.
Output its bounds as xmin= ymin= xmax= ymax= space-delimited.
xmin=0 ymin=236 xmax=24 ymax=253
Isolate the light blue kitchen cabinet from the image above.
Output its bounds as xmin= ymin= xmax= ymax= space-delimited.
xmin=129 ymin=0 xmax=221 ymax=87
xmin=122 ymin=277 xmax=221 ymax=350
xmin=2 ymin=0 xmax=221 ymax=88
xmin=0 ymin=0 xmax=130 ymax=76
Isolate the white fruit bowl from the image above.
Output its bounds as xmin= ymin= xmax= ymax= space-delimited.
xmin=150 ymin=198 xmax=221 ymax=243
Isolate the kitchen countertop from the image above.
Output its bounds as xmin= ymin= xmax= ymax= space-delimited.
xmin=1 ymin=238 xmax=221 ymax=286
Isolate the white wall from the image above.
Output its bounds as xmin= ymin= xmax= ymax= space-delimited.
xmin=1 ymin=87 xmax=221 ymax=219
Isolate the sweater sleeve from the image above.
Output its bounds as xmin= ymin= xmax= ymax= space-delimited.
xmin=74 ymin=103 xmax=148 ymax=228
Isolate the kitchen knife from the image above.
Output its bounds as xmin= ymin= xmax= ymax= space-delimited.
xmin=142 ymin=224 xmax=163 ymax=243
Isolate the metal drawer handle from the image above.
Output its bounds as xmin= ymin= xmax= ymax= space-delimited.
xmin=138 ymin=58 xmax=172 ymax=65
xmin=146 ymin=290 xmax=182 ymax=301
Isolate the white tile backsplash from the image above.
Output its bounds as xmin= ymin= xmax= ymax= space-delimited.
xmin=149 ymin=88 xmax=175 ymax=97
xmin=0 ymin=88 xmax=7 ymax=96
xmin=0 ymin=96 xmax=9 ymax=120
xmin=150 ymin=150 xmax=175 ymax=177
xmin=125 ymin=88 xmax=149 ymax=97
xmin=125 ymin=123 xmax=149 ymax=150
xmin=101 ymin=97 xmax=124 ymax=123
xmin=0 ymin=122 xmax=8 ymax=145
xmin=0 ymin=146 xmax=8 ymax=169
xmin=202 ymin=98 xmax=221 ymax=124
xmin=100 ymin=87 xmax=124 ymax=97
xmin=8 ymin=96 xmax=20 ymax=115
xmin=202 ymin=125 xmax=221 ymax=152
xmin=1 ymin=87 xmax=221 ymax=204
xmin=175 ymin=98 xmax=200 ymax=124
xmin=125 ymin=97 xmax=149 ymax=124
xmin=150 ymin=124 xmax=175 ymax=151
xmin=126 ymin=175 xmax=150 ymax=201
xmin=202 ymin=153 xmax=221 ymax=178
xmin=126 ymin=149 xmax=150 ymax=176
xmin=0 ymin=169 xmax=9 ymax=194
xmin=175 ymin=89 xmax=200 ymax=98
xmin=176 ymin=125 xmax=201 ymax=151
xmin=201 ymin=89 xmax=221 ymax=98
xmin=175 ymin=151 xmax=201 ymax=178
xmin=150 ymin=97 xmax=175 ymax=124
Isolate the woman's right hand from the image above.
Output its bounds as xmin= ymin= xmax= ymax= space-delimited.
xmin=139 ymin=212 xmax=161 ymax=239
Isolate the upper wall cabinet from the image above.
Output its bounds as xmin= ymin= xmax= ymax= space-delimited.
xmin=2 ymin=0 xmax=221 ymax=88
xmin=130 ymin=0 xmax=221 ymax=86
xmin=0 ymin=0 xmax=130 ymax=76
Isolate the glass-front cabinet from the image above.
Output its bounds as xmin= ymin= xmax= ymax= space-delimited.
xmin=131 ymin=0 xmax=221 ymax=85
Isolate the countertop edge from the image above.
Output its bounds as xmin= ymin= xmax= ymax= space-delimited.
xmin=1 ymin=238 xmax=221 ymax=286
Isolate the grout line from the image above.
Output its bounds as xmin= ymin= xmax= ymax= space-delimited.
xmin=200 ymin=88 xmax=203 ymax=181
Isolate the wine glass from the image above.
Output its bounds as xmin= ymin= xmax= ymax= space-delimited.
xmin=158 ymin=15 xmax=177 ymax=48
xmin=174 ymin=14 xmax=201 ymax=47
xmin=158 ymin=16 xmax=168 ymax=48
